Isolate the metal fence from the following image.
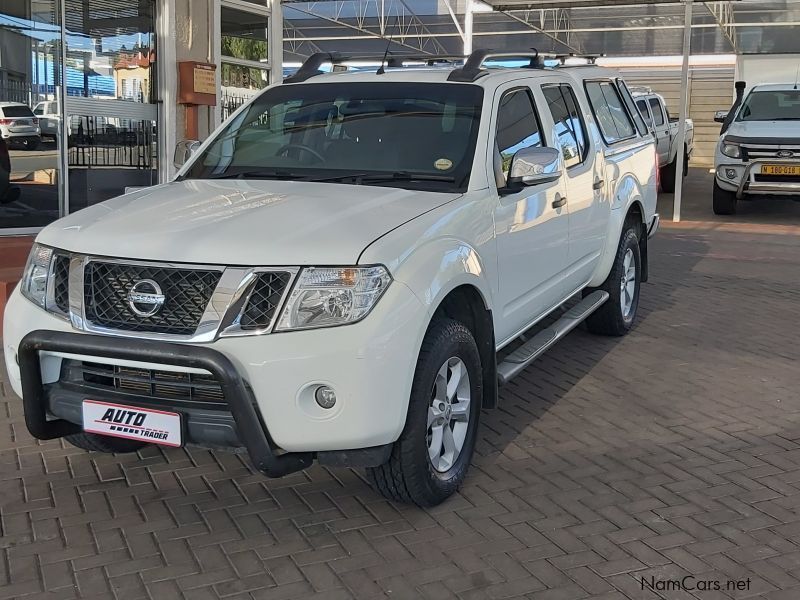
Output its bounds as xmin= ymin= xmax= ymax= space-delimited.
xmin=68 ymin=117 xmax=157 ymax=169
xmin=0 ymin=80 xmax=37 ymax=105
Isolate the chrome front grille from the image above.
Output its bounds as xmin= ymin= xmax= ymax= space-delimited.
xmin=45 ymin=253 xmax=296 ymax=341
xmin=52 ymin=254 xmax=71 ymax=314
xmin=741 ymin=144 xmax=800 ymax=160
xmin=240 ymin=271 xmax=292 ymax=330
xmin=84 ymin=262 xmax=222 ymax=336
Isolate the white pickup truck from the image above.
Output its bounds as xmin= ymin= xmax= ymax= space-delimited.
xmin=713 ymin=82 xmax=800 ymax=215
xmin=633 ymin=89 xmax=694 ymax=193
xmin=3 ymin=51 xmax=658 ymax=506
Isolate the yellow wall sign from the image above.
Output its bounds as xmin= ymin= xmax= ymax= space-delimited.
xmin=193 ymin=66 xmax=216 ymax=95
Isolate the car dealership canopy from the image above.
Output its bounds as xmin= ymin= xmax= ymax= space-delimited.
xmin=282 ymin=0 xmax=800 ymax=60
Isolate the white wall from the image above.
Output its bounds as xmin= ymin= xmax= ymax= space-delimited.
xmin=736 ymin=54 xmax=800 ymax=90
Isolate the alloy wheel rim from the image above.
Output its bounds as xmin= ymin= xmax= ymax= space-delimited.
xmin=426 ymin=357 xmax=471 ymax=473
xmin=620 ymin=248 xmax=637 ymax=319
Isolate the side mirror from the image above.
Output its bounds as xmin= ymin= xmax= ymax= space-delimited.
xmin=714 ymin=110 xmax=729 ymax=124
xmin=508 ymin=146 xmax=562 ymax=187
xmin=173 ymin=139 xmax=201 ymax=169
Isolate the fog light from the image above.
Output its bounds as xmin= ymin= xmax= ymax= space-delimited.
xmin=315 ymin=386 xmax=337 ymax=409
xmin=726 ymin=168 xmax=737 ymax=180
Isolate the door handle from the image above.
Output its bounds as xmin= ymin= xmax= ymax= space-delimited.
xmin=552 ymin=196 xmax=567 ymax=209
xmin=593 ymin=179 xmax=605 ymax=190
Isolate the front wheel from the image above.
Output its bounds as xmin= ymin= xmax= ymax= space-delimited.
xmin=713 ymin=180 xmax=738 ymax=215
xmin=366 ymin=318 xmax=482 ymax=506
xmin=584 ymin=223 xmax=642 ymax=337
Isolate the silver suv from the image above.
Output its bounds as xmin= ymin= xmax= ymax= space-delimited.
xmin=0 ymin=102 xmax=42 ymax=150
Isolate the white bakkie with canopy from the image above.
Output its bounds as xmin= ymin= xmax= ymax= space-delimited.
xmin=4 ymin=50 xmax=658 ymax=506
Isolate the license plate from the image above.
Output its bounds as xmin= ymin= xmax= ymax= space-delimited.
xmin=82 ymin=400 xmax=182 ymax=447
xmin=761 ymin=164 xmax=800 ymax=176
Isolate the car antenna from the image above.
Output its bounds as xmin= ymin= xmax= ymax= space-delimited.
xmin=794 ymin=62 xmax=800 ymax=90
xmin=376 ymin=17 xmax=400 ymax=75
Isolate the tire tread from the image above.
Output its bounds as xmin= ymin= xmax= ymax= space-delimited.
xmin=366 ymin=319 xmax=480 ymax=506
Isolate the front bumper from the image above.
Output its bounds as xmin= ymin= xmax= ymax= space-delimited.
xmin=18 ymin=329 xmax=313 ymax=477
xmin=716 ymin=160 xmax=800 ymax=198
xmin=4 ymin=280 xmax=426 ymax=455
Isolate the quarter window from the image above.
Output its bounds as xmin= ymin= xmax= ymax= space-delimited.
xmin=649 ymin=97 xmax=666 ymax=126
xmin=617 ymin=79 xmax=649 ymax=136
xmin=495 ymin=88 xmax=543 ymax=184
xmin=586 ymin=80 xmax=637 ymax=144
xmin=542 ymin=84 xmax=588 ymax=168
xmin=636 ymin=99 xmax=651 ymax=125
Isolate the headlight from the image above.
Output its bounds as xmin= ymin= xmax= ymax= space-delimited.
xmin=20 ymin=243 xmax=53 ymax=309
xmin=276 ymin=266 xmax=391 ymax=331
xmin=721 ymin=140 xmax=741 ymax=159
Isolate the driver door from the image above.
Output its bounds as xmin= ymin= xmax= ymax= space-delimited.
xmin=492 ymin=85 xmax=570 ymax=344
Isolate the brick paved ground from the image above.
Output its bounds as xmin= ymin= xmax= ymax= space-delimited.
xmin=2 ymin=173 xmax=800 ymax=600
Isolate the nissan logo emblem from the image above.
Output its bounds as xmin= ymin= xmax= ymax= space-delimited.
xmin=777 ymin=150 xmax=795 ymax=158
xmin=127 ymin=279 xmax=166 ymax=318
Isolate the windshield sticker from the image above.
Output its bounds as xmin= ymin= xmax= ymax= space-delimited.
xmin=434 ymin=158 xmax=453 ymax=171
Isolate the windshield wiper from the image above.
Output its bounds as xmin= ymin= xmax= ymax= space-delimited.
xmin=309 ymin=172 xmax=456 ymax=184
xmin=206 ymin=169 xmax=309 ymax=180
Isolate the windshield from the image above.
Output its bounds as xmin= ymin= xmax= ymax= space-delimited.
xmin=738 ymin=90 xmax=800 ymax=122
xmin=182 ymin=82 xmax=484 ymax=192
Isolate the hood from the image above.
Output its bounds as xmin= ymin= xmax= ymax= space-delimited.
xmin=724 ymin=120 xmax=800 ymax=142
xmin=38 ymin=179 xmax=460 ymax=265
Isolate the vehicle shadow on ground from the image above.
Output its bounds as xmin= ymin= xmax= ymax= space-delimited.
xmin=469 ymin=232 xmax=710 ymax=494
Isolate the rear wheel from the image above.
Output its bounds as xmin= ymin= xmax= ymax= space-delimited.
xmin=660 ymin=158 xmax=677 ymax=193
xmin=659 ymin=148 xmax=689 ymax=193
xmin=65 ymin=432 xmax=147 ymax=454
xmin=713 ymin=180 xmax=738 ymax=215
xmin=366 ymin=318 xmax=482 ymax=506
xmin=584 ymin=223 xmax=642 ymax=337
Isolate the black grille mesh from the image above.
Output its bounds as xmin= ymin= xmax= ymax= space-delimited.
xmin=240 ymin=272 xmax=292 ymax=330
xmin=52 ymin=254 xmax=71 ymax=313
xmin=84 ymin=262 xmax=221 ymax=335
xmin=71 ymin=361 xmax=226 ymax=411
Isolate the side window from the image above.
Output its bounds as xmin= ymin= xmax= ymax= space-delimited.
xmin=542 ymin=84 xmax=587 ymax=169
xmin=33 ymin=105 xmax=44 ymax=116
xmin=495 ymin=88 xmax=543 ymax=183
xmin=636 ymin=100 xmax=652 ymax=126
xmin=617 ymin=79 xmax=648 ymax=136
xmin=649 ymin=97 xmax=665 ymax=126
xmin=585 ymin=80 xmax=637 ymax=144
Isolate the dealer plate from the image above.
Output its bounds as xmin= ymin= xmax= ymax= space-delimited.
xmin=82 ymin=400 xmax=182 ymax=447
xmin=761 ymin=164 xmax=800 ymax=176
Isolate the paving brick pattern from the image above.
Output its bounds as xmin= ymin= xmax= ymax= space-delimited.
xmin=2 ymin=225 xmax=800 ymax=600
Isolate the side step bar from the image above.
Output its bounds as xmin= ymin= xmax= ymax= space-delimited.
xmin=497 ymin=290 xmax=609 ymax=385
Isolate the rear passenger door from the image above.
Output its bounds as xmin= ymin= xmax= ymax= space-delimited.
xmin=648 ymin=96 xmax=671 ymax=164
xmin=491 ymin=84 xmax=570 ymax=343
xmin=540 ymin=80 xmax=608 ymax=290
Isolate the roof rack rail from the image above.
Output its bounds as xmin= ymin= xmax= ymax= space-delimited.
xmin=284 ymin=52 xmax=465 ymax=83
xmin=448 ymin=49 xmax=546 ymax=83
xmin=284 ymin=52 xmax=344 ymax=84
xmin=628 ymin=85 xmax=654 ymax=95
xmin=553 ymin=53 xmax=605 ymax=65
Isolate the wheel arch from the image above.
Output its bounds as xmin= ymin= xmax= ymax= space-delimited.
xmin=428 ymin=284 xmax=498 ymax=410
xmin=589 ymin=180 xmax=650 ymax=289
